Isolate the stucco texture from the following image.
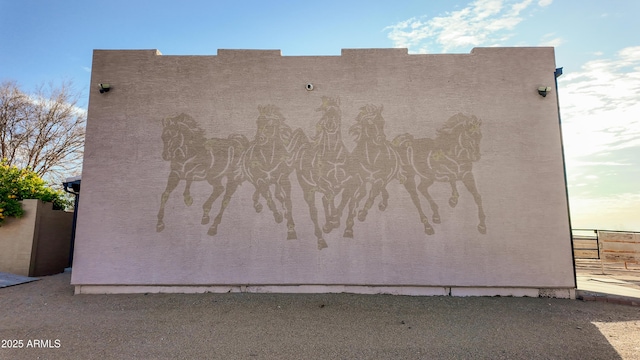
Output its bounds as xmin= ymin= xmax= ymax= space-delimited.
xmin=0 ymin=200 xmax=72 ymax=276
xmin=72 ymin=48 xmax=574 ymax=291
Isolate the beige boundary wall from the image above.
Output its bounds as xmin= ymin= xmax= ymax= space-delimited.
xmin=0 ymin=200 xmax=73 ymax=277
xmin=72 ymin=48 xmax=575 ymax=297
xmin=599 ymin=231 xmax=640 ymax=269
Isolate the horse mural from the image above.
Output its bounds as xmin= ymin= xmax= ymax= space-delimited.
xmin=157 ymin=113 xmax=248 ymax=235
xmin=295 ymin=97 xmax=356 ymax=249
xmin=392 ymin=113 xmax=486 ymax=234
xmin=343 ymin=104 xmax=403 ymax=238
xmin=157 ymin=107 xmax=487 ymax=247
xmin=241 ymin=105 xmax=307 ymax=240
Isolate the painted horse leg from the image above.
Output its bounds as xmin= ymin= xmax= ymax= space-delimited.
xmin=322 ymin=189 xmax=342 ymax=234
xmin=378 ymin=187 xmax=389 ymax=211
xmin=260 ymin=185 xmax=283 ymax=224
xmin=331 ymin=185 xmax=354 ymax=233
xmin=303 ymin=188 xmax=328 ymax=249
xmin=417 ymin=177 xmax=441 ymax=225
xmin=274 ymin=182 xmax=286 ymax=215
xmin=321 ymin=193 xmax=334 ymax=233
xmin=201 ymin=180 xmax=224 ymax=225
xmin=448 ymin=180 xmax=459 ymax=208
xmin=462 ymin=173 xmax=486 ymax=234
xmin=277 ymin=176 xmax=297 ymax=240
xmin=157 ymin=172 xmax=180 ymax=232
xmin=358 ymin=181 xmax=383 ymax=222
xmin=252 ymin=188 xmax=263 ymax=213
xmin=208 ymin=177 xmax=241 ymax=236
xmin=344 ymin=182 xmax=366 ymax=237
xmin=183 ymin=179 xmax=194 ymax=206
xmin=403 ymin=174 xmax=434 ymax=235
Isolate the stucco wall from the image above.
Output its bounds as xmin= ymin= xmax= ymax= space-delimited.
xmin=72 ymin=48 xmax=574 ymax=295
xmin=0 ymin=200 xmax=38 ymax=276
xmin=32 ymin=201 xmax=74 ymax=276
xmin=0 ymin=200 xmax=72 ymax=276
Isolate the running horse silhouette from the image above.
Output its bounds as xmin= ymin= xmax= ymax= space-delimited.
xmin=295 ymin=97 xmax=355 ymax=249
xmin=156 ymin=113 xmax=248 ymax=236
xmin=343 ymin=104 xmax=403 ymax=238
xmin=392 ymin=113 xmax=486 ymax=234
xmin=241 ymin=105 xmax=307 ymax=240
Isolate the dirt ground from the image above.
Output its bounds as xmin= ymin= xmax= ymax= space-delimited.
xmin=1 ymin=267 xmax=639 ymax=360
xmin=576 ymin=259 xmax=640 ymax=288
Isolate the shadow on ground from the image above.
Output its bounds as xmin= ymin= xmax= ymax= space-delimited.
xmin=1 ymin=272 xmax=639 ymax=359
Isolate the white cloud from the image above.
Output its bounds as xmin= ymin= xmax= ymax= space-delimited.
xmin=559 ymin=46 xmax=640 ymax=159
xmin=538 ymin=36 xmax=563 ymax=47
xmin=559 ymin=46 xmax=640 ymax=231
xmin=384 ymin=0 xmax=549 ymax=53
xmin=568 ymin=193 xmax=640 ymax=231
xmin=28 ymin=94 xmax=87 ymax=117
xmin=569 ymin=161 xmax=630 ymax=167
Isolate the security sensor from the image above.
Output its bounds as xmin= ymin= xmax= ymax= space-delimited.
xmin=99 ymin=83 xmax=111 ymax=93
xmin=537 ymin=86 xmax=552 ymax=97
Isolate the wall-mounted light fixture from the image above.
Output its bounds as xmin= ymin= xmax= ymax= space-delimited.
xmin=99 ymin=83 xmax=111 ymax=93
xmin=537 ymin=86 xmax=552 ymax=97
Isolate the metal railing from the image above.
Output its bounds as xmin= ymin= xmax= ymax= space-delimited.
xmin=571 ymin=229 xmax=599 ymax=259
xmin=572 ymin=229 xmax=640 ymax=271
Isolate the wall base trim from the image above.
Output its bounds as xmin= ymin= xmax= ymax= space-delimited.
xmin=74 ymin=285 xmax=575 ymax=299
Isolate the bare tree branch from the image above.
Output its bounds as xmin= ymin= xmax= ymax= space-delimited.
xmin=0 ymin=80 xmax=85 ymax=183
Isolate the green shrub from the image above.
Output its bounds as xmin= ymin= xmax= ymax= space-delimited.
xmin=0 ymin=160 xmax=71 ymax=225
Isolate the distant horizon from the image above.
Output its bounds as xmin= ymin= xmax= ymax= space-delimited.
xmin=571 ymin=228 xmax=639 ymax=234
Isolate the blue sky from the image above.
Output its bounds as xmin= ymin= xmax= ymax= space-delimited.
xmin=1 ymin=0 xmax=638 ymax=231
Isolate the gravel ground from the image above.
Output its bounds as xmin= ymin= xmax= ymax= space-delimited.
xmin=576 ymin=259 xmax=640 ymax=287
xmin=1 ymin=271 xmax=639 ymax=360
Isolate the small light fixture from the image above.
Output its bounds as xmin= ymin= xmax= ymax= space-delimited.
xmin=306 ymin=83 xmax=314 ymax=91
xmin=99 ymin=83 xmax=111 ymax=93
xmin=537 ymin=86 xmax=552 ymax=97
